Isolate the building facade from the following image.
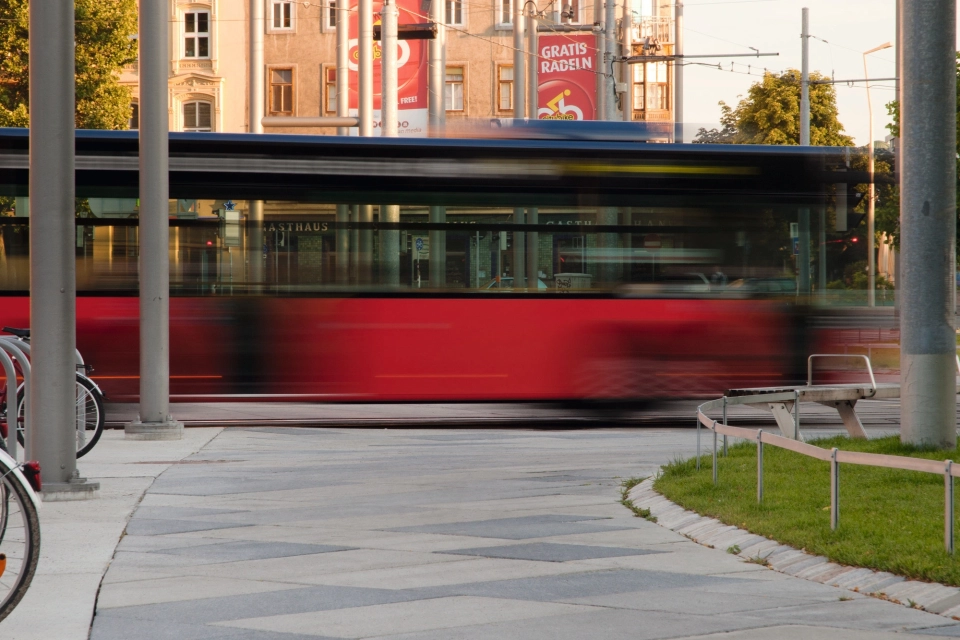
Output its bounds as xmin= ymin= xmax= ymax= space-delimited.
xmin=120 ymin=0 xmax=674 ymax=135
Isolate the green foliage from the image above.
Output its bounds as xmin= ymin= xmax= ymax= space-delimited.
xmin=826 ymin=260 xmax=894 ymax=291
xmin=0 ymin=0 xmax=138 ymax=129
xmin=694 ymin=70 xmax=853 ymax=146
xmin=655 ymin=435 xmax=960 ymax=586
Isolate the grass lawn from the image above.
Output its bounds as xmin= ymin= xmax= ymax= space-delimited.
xmin=654 ymin=435 xmax=960 ymax=586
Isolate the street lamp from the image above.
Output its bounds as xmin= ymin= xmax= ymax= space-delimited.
xmin=864 ymin=41 xmax=892 ymax=307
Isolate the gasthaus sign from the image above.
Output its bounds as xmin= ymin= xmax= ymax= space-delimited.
xmin=347 ymin=0 xmax=429 ymax=136
xmin=537 ymin=33 xmax=597 ymax=121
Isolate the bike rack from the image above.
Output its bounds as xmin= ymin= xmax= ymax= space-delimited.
xmin=0 ymin=337 xmax=85 ymax=370
xmin=0 ymin=341 xmax=30 ymax=460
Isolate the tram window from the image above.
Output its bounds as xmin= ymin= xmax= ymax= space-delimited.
xmin=183 ymin=11 xmax=210 ymax=59
xmin=182 ymin=101 xmax=213 ymax=132
xmin=270 ymin=68 xmax=295 ymax=116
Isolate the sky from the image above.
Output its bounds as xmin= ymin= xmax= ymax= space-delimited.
xmin=677 ymin=0 xmax=958 ymax=145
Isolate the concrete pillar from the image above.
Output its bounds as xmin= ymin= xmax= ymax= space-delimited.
xmin=594 ymin=0 xmax=605 ymax=119
xmin=358 ymin=0 xmax=374 ymax=136
xmin=622 ymin=0 xmax=632 ymax=122
xmin=428 ymin=0 xmax=445 ymax=132
xmin=336 ymin=0 xmax=349 ymax=135
xmin=604 ymin=0 xmax=617 ymax=120
xmin=429 ymin=206 xmax=446 ymax=286
xmin=513 ymin=3 xmax=526 ymax=119
xmin=673 ymin=0 xmax=682 ymax=139
xmin=128 ymin=0 xmax=183 ymax=441
xmin=29 ymin=0 xmax=99 ymax=498
xmin=527 ymin=10 xmax=537 ymax=120
xmin=248 ymin=0 xmax=265 ymax=292
xmin=900 ymin=0 xmax=957 ymax=448
xmin=526 ymin=207 xmax=539 ymax=288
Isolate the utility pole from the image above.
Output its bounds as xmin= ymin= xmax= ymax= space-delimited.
xmin=381 ymin=0 xmax=400 ymax=286
xmin=604 ymin=0 xmax=617 ymax=120
xmin=622 ymin=0 xmax=632 ymax=122
xmin=335 ymin=0 xmax=350 ymax=283
xmin=514 ymin=2 xmax=526 ymax=119
xmin=527 ymin=5 xmax=538 ymax=120
xmin=29 ymin=0 xmax=98 ymax=497
xmin=864 ymin=41 xmax=892 ymax=307
xmin=674 ymin=0 xmax=682 ymax=140
xmin=900 ymin=0 xmax=957 ymax=448
xmin=127 ymin=0 xmax=183 ymax=442
xmin=358 ymin=0 xmax=374 ymax=283
xmin=249 ymin=0 xmax=265 ymax=290
xmin=428 ymin=0 xmax=446 ymax=286
xmin=797 ymin=7 xmax=811 ymax=296
xmin=594 ymin=0 xmax=605 ymax=119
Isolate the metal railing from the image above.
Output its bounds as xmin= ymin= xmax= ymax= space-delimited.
xmin=696 ymin=392 xmax=960 ymax=553
xmin=807 ymin=353 xmax=877 ymax=394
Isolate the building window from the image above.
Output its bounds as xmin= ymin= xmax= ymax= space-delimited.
xmin=184 ymin=11 xmax=210 ymax=58
xmin=497 ymin=65 xmax=513 ymax=111
xmin=644 ymin=61 xmax=668 ymax=110
xmin=129 ymin=102 xmax=139 ymax=130
xmin=324 ymin=67 xmax=337 ymax=114
xmin=272 ymin=0 xmax=293 ymax=29
xmin=326 ymin=0 xmax=337 ymax=29
xmin=444 ymin=66 xmax=464 ymax=111
xmin=446 ymin=0 xmax=464 ymax=25
xmin=270 ymin=68 xmax=295 ymax=115
xmin=182 ymin=101 xmax=213 ymax=132
xmin=497 ymin=0 xmax=513 ymax=27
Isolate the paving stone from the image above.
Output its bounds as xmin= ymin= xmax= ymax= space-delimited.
xmin=148 ymin=540 xmax=354 ymax=564
xmin=442 ymin=542 xmax=661 ymax=563
xmin=387 ymin=514 xmax=636 ymax=540
xmin=124 ymin=519 xmax=254 ymax=537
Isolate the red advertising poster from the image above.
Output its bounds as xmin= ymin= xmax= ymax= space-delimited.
xmin=347 ymin=0 xmax=428 ymax=136
xmin=537 ymin=33 xmax=597 ymax=121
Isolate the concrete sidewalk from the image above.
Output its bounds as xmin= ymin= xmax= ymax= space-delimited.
xmin=4 ymin=425 xmax=958 ymax=639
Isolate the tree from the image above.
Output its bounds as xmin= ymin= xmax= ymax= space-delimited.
xmin=694 ymin=70 xmax=853 ymax=146
xmin=0 ymin=0 xmax=138 ymax=129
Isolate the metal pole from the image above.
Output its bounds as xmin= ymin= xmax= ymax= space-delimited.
xmin=29 ymin=0 xmax=85 ymax=491
xmin=901 ymin=0 xmax=957 ymax=449
xmin=722 ymin=396 xmax=728 ymax=456
xmin=800 ymin=7 xmax=810 ymax=146
xmin=696 ymin=413 xmax=700 ymax=470
xmin=527 ymin=7 xmax=538 ymax=120
xmin=797 ymin=8 xmax=811 ymax=296
xmin=756 ymin=430 xmax=763 ymax=503
xmin=428 ymin=0 xmax=445 ymax=133
xmin=794 ymin=389 xmax=801 ymax=440
xmin=830 ymin=447 xmax=839 ymax=530
xmin=250 ymin=0 xmax=264 ymax=134
xmin=247 ymin=0 xmax=266 ymax=295
xmin=865 ymin=50 xmax=876 ymax=307
xmin=946 ymin=460 xmax=954 ymax=553
xmin=429 ymin=206 xmax=446 ymax=286
xmin=894 ymin=0 xmax=901 ymax=315
xmin=673 ymin=0 xmax=682 ymax=140
xmin=336 ymin=204 xmax=349 ymax=284
xmin=594 ymin=0 xmax=605 ymax=119
xmin=128 ymin=0 xmax=182 ymax=442
xmin=604 ymin=0 xmax=617 ymax=120
xmin=382 ymin=0 xmax=399 ymax=138
xmin=379 ymin=0 xmax=400 ymax=287
xmin=336 ymin=0 xmax=350 ymax=135
xmin=622 ymin=0 xmax=632 ymax=123
xmin=359 ymin=0 xmax=374 ymax=136
xmin=818 ymin=205 xmax=826 ymax=297
xmin=712 ymin=423 xmax=717 ymax=485
xmin=514 ymin=2 xmax=526 ymax=119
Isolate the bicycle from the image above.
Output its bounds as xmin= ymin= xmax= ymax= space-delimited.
xmin=0 ymin=328 xmax=105 ymax=459
xmin=0 ymin=444 xmax=40 ymax=622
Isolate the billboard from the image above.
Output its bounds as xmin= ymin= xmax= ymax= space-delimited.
xmin=347 ymin=0 xmax=428 ymax=136
xmin=537 ymin=33 xmax=597 ymax=121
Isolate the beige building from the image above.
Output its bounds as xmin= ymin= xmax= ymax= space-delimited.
xmin=120 ymin=0 xmax=673 ymax=134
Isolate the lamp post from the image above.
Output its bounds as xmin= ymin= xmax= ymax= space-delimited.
xmin=864 ymin=41 xmax=892 ymax=307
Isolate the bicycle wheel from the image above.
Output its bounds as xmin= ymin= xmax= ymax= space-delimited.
xmin=16 ymin=373 xmax=105 ymax=458
xmin=0 ymin=471 xmax=41 ymax=622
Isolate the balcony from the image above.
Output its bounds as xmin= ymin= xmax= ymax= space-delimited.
xmin=633 ymin=17 xmax=673 ymax=45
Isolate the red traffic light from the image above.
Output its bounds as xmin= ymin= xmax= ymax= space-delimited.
xmin=206 ymin=240 xmax=213 ymax=246
xmin=851 ymin=237 xmax=858 ymax=243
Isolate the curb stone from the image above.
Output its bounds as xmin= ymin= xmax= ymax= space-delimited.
xmin=627 ymin=477 xmax=960 ymax=621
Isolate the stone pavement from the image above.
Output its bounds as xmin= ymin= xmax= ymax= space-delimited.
xmin=4 ymin=424 xmax=960 ymax=639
